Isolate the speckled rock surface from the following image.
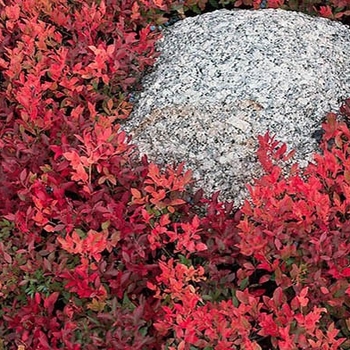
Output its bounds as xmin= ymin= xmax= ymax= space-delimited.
xmin=122 ymin=9 xmax=350 ymax=205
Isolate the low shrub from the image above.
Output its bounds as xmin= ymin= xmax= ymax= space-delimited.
xmin=1 ymin=0 xmax=350 ymax=349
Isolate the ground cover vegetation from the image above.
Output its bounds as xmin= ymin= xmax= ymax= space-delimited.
xmin=1 ymin=0 xmax=350 ymax=348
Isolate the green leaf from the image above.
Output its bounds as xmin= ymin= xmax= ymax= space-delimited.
xmin=201 ymin=294 xmax=212 ymax=301
xmin=239 ymin=277 xmax=249 ymax=290
xmin=178 ymin=254 xmax=192 ymax=267
xmin=139 ymin=326 xmax=148 ymax=337
xmin=122 ymin=292 xmax=136 ymax=311
xmin=191 ymin=4 xmax=202 ymax=14
xmin=209 ymin=0 xmax=219 ymax=7
xmin=231 ymin=289 xmax=239 ymax=307
xmin=285 ymin=257 xmax=295 ymax=266
xmin=219 ymin=0 xmax=234 ymax=5
xmin=101 ymin=220 xmax=110 ymax=231
xmin=75 ymin=229 xmax=86 ymax=238
xmin=334 ymin=289 xmax=345 ymax=298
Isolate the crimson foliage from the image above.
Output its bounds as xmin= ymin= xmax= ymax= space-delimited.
xmin=1 ymin=0 xmax=350 ymax=349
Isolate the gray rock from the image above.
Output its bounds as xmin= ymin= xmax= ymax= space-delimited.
xmin=122 ymin=9 xmax=350 ymax=205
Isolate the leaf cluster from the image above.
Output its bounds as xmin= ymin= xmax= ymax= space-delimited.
xmin=1 ymin=0 xmax=350 ymax=349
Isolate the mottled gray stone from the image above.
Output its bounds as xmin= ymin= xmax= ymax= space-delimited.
xmin=122 ymin=9 xmax=350 ymax=205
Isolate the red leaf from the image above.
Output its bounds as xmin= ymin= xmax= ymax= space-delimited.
xmin=297 ymin=287 xmax=309 ymax=307
xmin=71 ymin=164 xmax=89 ymax=183
xmin=19 ymin=169 xmax=27 ymax=184
xmin=153 ymin=0 xmax=168 ymax=10
xmin=318 ymin=5 xmax=333 ymax=18
xmin=44 ymin=292 xmax=59 ymax=314
xmin=131 ymin=188 xmax=142 ymax=199
xmin=131 ymin=2 xmax=141 ymax=20
xmin=5 ymin=4 xmax=20 ymax=21
xmin=63 ymin=151 xmax=81 ymax=168
xmin=3 ymin=251 xmax=12 ymax=264
xmin=195 ymin=242 xmax=207 ymax=251
xmin=35 ymin=292 xmax=41 ymax=304
xmin=38 ymin=331 xmax=50 ymax=348
xmin=236 ymin=290 xmax=249 ymax=304
xmin=169 ymin=198 xmax=186 ymax=206
xmin=341 ymin=267 xmax=350 ymax=277
xmin=272 ymin=287 xmax=284 ymax=307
